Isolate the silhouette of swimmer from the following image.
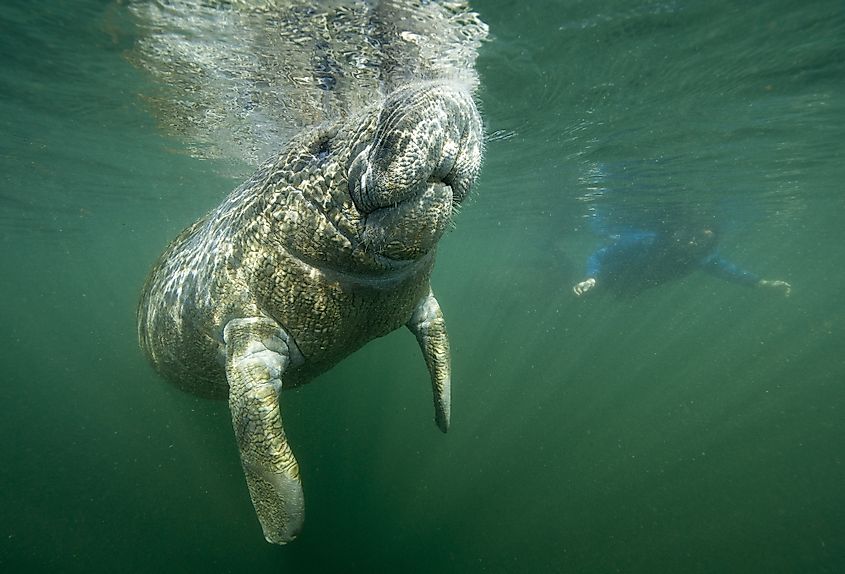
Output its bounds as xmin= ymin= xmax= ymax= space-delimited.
xmin=572 ymin=226 xmax=791 ymax=297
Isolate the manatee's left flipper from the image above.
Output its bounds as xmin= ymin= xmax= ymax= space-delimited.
xmin=407 ymin=289 xmax=451 ymax=433
xmin=223 ymin=317 xmax=304 ymax=544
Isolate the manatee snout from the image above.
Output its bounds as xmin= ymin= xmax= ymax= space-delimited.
xmin=347 ymin=82 xmax=482 ymax=215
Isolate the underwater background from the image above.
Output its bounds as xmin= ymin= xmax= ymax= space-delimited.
xmin=1 ymin=0 xmax=843 ymax=572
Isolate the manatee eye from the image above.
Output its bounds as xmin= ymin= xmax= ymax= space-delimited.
xmin=311 ymin=135 xmax=332 ymax=161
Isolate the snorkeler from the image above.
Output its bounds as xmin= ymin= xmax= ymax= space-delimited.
xmin=572 ymin=226 xmax=791 ymax=297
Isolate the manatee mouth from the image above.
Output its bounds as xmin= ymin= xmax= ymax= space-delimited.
xmin=350 ymin=174 xmax=464 ymax=215
xmin=365 ymin=178 xmax=455 ymax=217
xmin=347 ymin=140 xmax=467 ymax=216
xmin=357 ymin=180 xmax=456 ymax=261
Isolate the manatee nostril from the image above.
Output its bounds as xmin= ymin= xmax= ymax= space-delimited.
xmin=348 ymin=147 xmax=377 ymax=213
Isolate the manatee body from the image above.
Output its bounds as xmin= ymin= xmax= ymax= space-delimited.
xmin=138 ymin=81 xmax=482 ymax=543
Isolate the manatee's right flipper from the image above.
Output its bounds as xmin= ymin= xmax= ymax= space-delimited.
xmin=223 ymin=317 xmax=304 ymax=544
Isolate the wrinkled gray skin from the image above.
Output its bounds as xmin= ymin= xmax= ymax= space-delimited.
xmin=137 ymin=80 xmax=483 ymax=543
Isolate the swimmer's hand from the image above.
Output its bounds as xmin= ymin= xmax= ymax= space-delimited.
xmin=758 ymin=279 xmax=791 ymax=297
xmin=573 ymin=278 xmax=596 ymax=296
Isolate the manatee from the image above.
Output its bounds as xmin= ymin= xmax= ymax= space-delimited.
xmin=133 ymin=0 xmax=486 ymax=544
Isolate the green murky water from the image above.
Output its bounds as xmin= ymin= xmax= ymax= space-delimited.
xmin=1 ymin=0 xmax=843 ymax=571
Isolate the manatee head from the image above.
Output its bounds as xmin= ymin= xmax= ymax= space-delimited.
xmin=347 ymin=82 xmax=483 ymax=264
xmin=263 ymin=82 xmax=482 ymax=276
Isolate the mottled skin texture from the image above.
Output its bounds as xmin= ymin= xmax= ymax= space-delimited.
xmin=137 ymin=82 xmax=482 ymax=543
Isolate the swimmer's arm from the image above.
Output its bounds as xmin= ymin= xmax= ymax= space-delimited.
xmin=573 ymin=233 xmax=652 ymax=296
xmin=702 ymin=254 xmax=791 ymax=296
xmin=573 ymin=248 xmax=605 ymax=296
xmin=701 ymin=253 xmax=759 ymax=285
xmin=757 ymin=278 xmax=792 ymax=296
xmin=573 ymin=277 xmax=596 ymax=296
